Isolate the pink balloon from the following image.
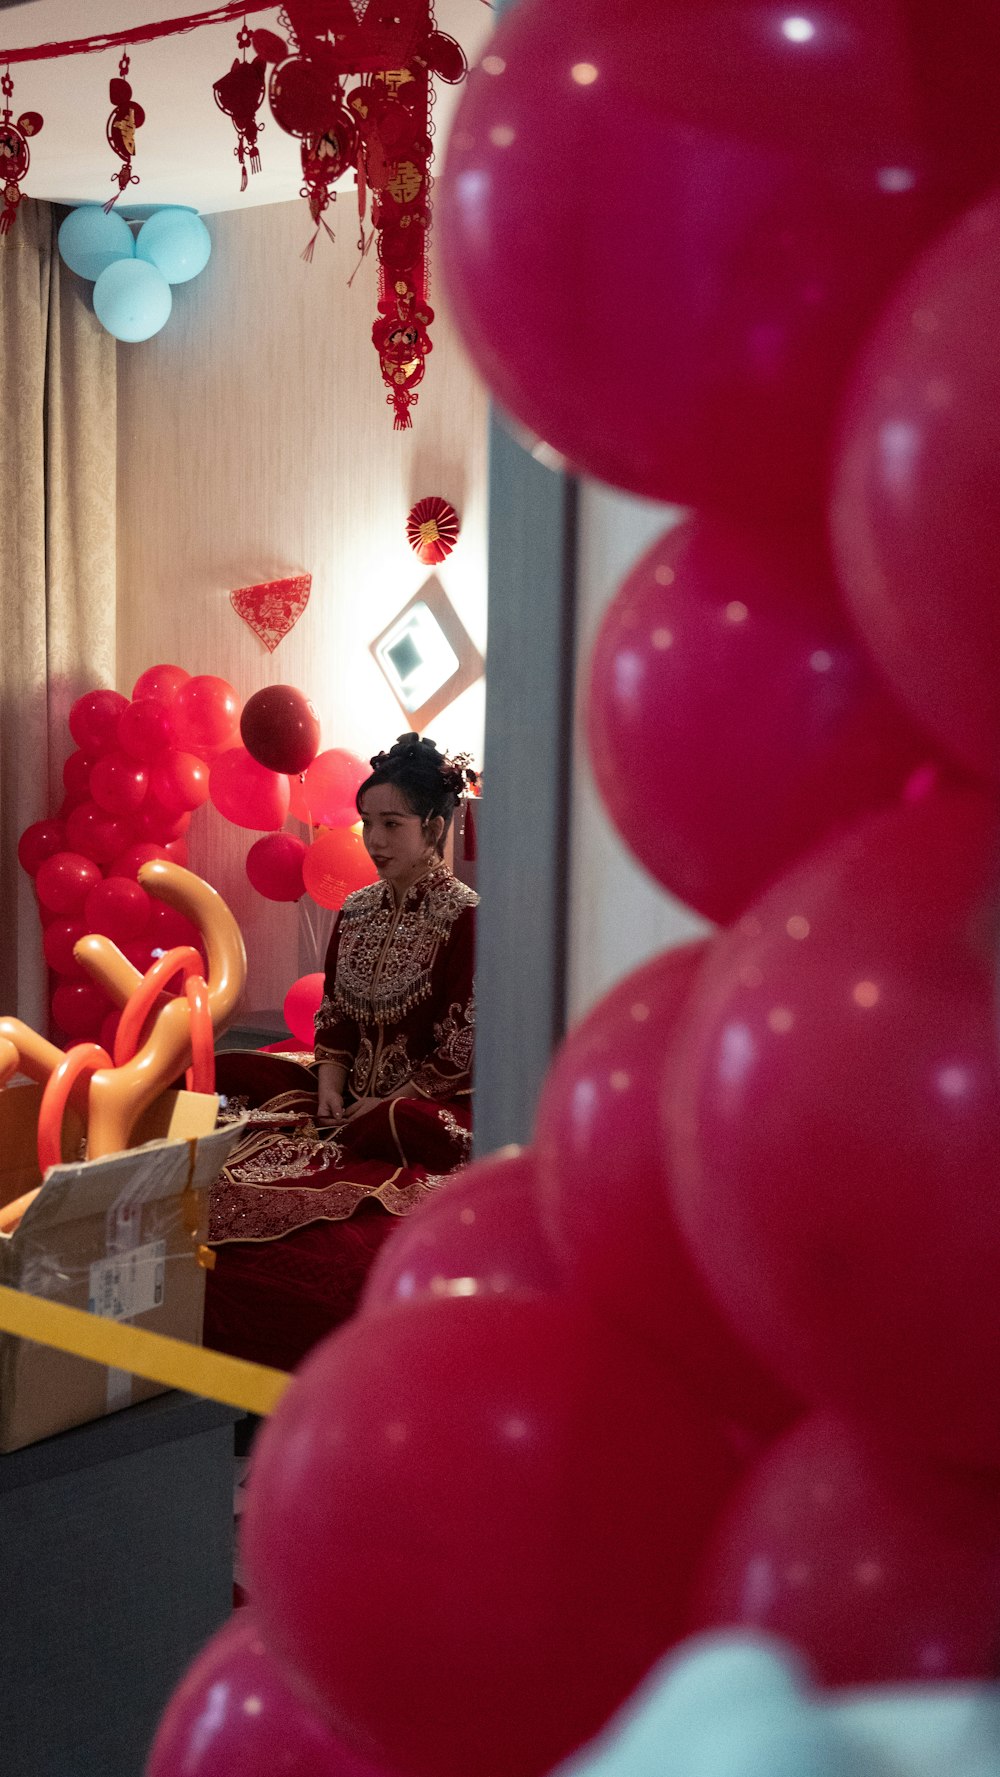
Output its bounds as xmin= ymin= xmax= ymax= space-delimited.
xmin=89 ymin=751 xmax=149 ymax=816
xmin=535 ymin=942 xmax=800 ymax=1437
xmin=211 ymin=747 xmax=290 ymax=831
xmin=35 ymin=850 xmax=101 ymax=914
xmin=243 ymin=1294 xmax=735 ymax=1777
xmin=667 ymin=788 xmax=1000 ymax=1468
xmin=132 ymin=662 xmax=190 ymax=704
xmin=290 ymin=749 xmax=367 ymax=828
xmin=146 ymin=1609 xmax=392 ymax=1777
xmin=587 ymin=517 xmax=939 ymax=923
xmin=832 ymin=188 xmax=1000 ymax=780
xmin=68 ymin=688 xmax=128 ymax=755
xmin=64 ymin=800 xmax=133 ymax=866
xmin=362 ymin=1148 xmax=559 ymax=1316
xmin=83 ymin=876 xmax=151 ymax=943
xmin=150 ymin=749 xmax=210 ymax=814
xmin=17 ymin=819 xmax=65 ymax=876
xmin=437 ymin=0 xmax=1000 ymax=513
xmin=283 ymin=972 xmax=324 ymax=1045
xmin=694 ymin=1411 xmax=1000 ymax=1685
xmin=171 ymin=674 xmax=241 ymax=753
xmin=247 ymin=833 xmax=307 ymax=902
xmin=117 ymin=697 xmax=175 ymax=763
xmin=43 ymin=917 xmax=88 ymax=981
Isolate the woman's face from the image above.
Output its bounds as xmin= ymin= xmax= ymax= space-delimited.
xmin=359 ymin=783 xmax=433 ymax=890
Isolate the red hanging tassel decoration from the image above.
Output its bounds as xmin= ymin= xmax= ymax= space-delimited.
xmin=213 ymin=24 xmax=283 ymax=193
xmin=104 ymin=53 xmax=144 ymax=212
xmin=0 ymin=69 xmax=43 ymax=237
xmin=299 ymin=105 xmax=356 ymax=262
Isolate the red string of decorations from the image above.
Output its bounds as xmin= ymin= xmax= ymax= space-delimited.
xmin=0 ymin=68 xmax=43 ymax=235
xmin=0 ymin=3 xmax=276 ymax=65
xmin=104 ymin=53 xmax=145 ymax=212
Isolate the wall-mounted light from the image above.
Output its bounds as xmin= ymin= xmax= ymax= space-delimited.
xmin=370 ymin=575 xmax=484 ymax=729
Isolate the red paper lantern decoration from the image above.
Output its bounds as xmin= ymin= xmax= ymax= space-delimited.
xmin=0 ymin=70 xmax=43 ymax=237
xmin=406 ymin=496 xmax=460 ymax=566
xmin=104 ymin=53 xmax=144 ymax=211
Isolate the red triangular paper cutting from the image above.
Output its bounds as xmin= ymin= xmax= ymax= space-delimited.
xmin=230 ymin=574 xmax=312 ymax=652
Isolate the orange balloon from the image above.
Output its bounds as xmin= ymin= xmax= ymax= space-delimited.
xmin=302 ymin=827 xmax=377 ymax=910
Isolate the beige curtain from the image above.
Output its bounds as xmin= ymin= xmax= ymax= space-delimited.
xmin=0 ymin=201 xmax=117 ymax=1026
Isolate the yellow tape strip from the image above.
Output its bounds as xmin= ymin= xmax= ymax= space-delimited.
xmin=0 ymin=1284 xmax=290 ymax=1418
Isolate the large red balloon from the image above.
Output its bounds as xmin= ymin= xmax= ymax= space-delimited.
xmin=290 ymin=750 xmax=367 ymax=828
xmin=150 ymin=749 xmax=210 ymax=814
xmin=43 ymin=917 xmax=88 ymax=980
xmin=51 ymin=979 xmax=111 ymax=1039
xmin=694 ymin=1412 xmax=1000 ymax=1685
xmin=89 ymin=751 xmax=149 ymax=817
xmin=241 ymin=685 xmax=321 ymax=776
xmin=171 ymin=674 xmax=241 ymax=753
xmin=68 ymin=688 xmax=128 ymax=755
xmin=62 ymin=749 xmax=95 ymax=803
xmin=17 ymin=819 xmax=65 ymax=877
xmin=831 ymin=188 xmax=1000 ymax=781
xmin=437 ymin=0 xmax=1000 ymax=514
xmin=146 ymin=1610 xmax=393 ymax=1777
xmin=246 ymin=832 xmax=307 ymax=902
xmin=107 ymin=842 xmax=171 ymax=882
xmin=83 ymin=876 xmax=151 ymax=944
xmin=35 ymin=850 xmax=102 ymax=914
xmin=243 ymin=1294 xmax=735 ymax=1777
xmin=210 ymin=747 xmax=290 ymax=831
xmin=587 ymin=517 xmax=938 ymax=923
xmin=302 ymin=827 xmax=377 ymax=909
xmin=535 ymin=943 xmax=799 ymax=1437
xmin=667 ymin=788 xmax=1000 ymax=1468
xmin=362 ymin=1148 xmax=559 ymax=1316
xmin=64 ymin=801 xmax=133 ymax=866
xmin=133 ymin=797 xmax=192 ymax=843
xmin=118 ymin=696 xmax=175 ymax=763
xmin=132 ymin=662 xmax=189 ymax=704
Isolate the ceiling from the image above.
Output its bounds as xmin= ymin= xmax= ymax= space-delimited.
xmin=0 ymin=0 xmax=493 ymax=214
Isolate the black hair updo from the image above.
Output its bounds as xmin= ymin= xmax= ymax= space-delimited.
xmin=356 ymin=733 xmax=477 ymax=855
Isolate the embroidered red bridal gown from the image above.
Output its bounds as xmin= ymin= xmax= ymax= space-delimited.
xmin=203 ymin=864 xmax=477 ymax=1370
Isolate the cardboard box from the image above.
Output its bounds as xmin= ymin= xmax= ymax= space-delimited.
xmin=0 ymin=1084 xmax=242 ymax=1452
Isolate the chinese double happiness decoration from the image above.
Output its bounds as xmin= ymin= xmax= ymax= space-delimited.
xmin=0 ymin=69 xmax=42 ymax=235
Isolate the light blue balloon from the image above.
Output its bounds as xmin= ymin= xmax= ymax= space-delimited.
xmin=93 ymin=258 xmax=172 ymax=343
xmin=135 ymin=207 xmax=211 ymax=284
xmin=57 ymin=204 xmax=135 ymax=281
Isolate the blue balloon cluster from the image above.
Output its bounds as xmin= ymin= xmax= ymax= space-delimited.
xmin=57 ymin=204 xmax=212 ymax=343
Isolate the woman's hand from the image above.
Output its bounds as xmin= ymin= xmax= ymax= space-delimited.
xmin=315 ymin=1060 xmax=347 ymax=1123
xmin=339 ymin=1095 xmax=383 ymax=1123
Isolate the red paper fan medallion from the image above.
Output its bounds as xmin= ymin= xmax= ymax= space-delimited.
xmin=230 ymin=573 xmax=312 ymax=652
xmin=406 ymin=497 xmax=460 ymax=565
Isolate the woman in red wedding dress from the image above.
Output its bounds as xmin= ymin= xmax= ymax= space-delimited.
xmin=203 ymin=734 xmax=478 ymax=1371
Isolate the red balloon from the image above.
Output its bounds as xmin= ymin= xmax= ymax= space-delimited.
xmin=171 ymin=674 xmax=241 ymax=753
xmin=163 ymin=838 xmax=188 ymax=866
xmin=146 ymin=900 xmax=203 ymax=952
xmin=694 ymin=1411 xmax=1000 ymax=1685
xmin=62 ymin=749 xmax=96 ymax=802
xmin=89 ymin=751 xmax=149 ymax=816
xmin=107 ymin=843 xmax=171 ymax=882
xmin=43 ymin=918 xmax=88 ymax=981
xmin=64 ymin=801 xmax=133 ymax=866
xmin=247 ymin=832 xmax=307 ymax=902
xmin=290 ymin=749 xmax=367 ymax=828
xmin=241 ymin=685 xmax=321 ymax=776
xmin=667 ymin=788 xmax=1000 ymax=1468
xmin=438 ymin=1 xmax=1000 ymax=514
xmin=832 ymin=188 xmax=1000 ymax=781
xmin=17 ymin=819 xmax=65 ymax=876
xmin=117 ymin=697 xmax=175 ymax=763
xmin=133 ymin=798 xmax=192 ymax=842
xmin=245 ymin=1296 xmax=735 ymax=1777
xmin=147 ymin=1610 xmax=395 ymax=1777
xmin=149 ymin=750 xmax=210 ymax=814
xmin=51 ymin=979 xmax=111 ymax=1039
xmin=68 ymin=688 xmax=129 ymax=755
xmin=362 ymin=1148 xmax=559 ymax=1317
xmin=83 ymin=876 xmax=151 ymax=943
xmin=132 ymin=662 xmax=190 ymax=704
xmin=282 ymin=972 xmax=324 ymax=1045
xmin=35 ymin=850 xmax=102 ymax=914
xmin=587 ymin=517 xmax=939 ymax=923
xmin=535 ymin=942 xmax=799 ymax=1437
xmin=302 ymin=827 xmax=377 ymax=910
xmin=210 ymin=747 xmax=290 ymax=831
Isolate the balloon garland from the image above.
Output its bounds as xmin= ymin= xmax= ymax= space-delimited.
xmin=145 ymin=3 xmax=1000 ymax=1774
xmin=18 ymin=666 xmax=375 ymax=1050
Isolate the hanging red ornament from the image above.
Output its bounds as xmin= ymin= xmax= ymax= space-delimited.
xmin=299 ymin=104 xmax=357 ymax=261
xmin=373 ymin=285 xmax=434 ymax=430
xmin=0 ymin=69 xmax=43 ymax=237
xmin=229 ymin=573 xmax=312 ymax=653
xmin=105 ymin=53 xmax=145 ymax=212
xmin=406 ymin=496 xmax=460 ymax=565
xmin=213 ymin=24 xmax=284 ymax=194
